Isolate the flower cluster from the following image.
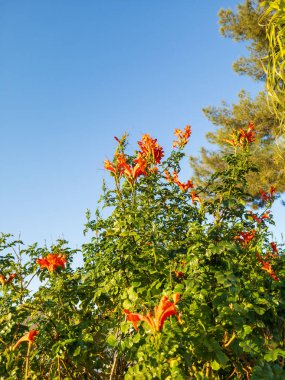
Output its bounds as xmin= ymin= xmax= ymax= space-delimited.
xmin=172 ymin=125 xmax=191 ymax=148
xmin=104 ymin=134 xmax=163 ymax=183
xmin=165 ymin=171 xmax=194 ymax=192
xmin=235 ymin=230 xmax=256 ymax=246
xmin=0 ymin=273 xmax=16 ymax=287
xmin=137 ymin=133 xmax=164 ymax=164
xmin=37 ymin=253 xmax=67 ymax=272
xmin=224 ymin=122 xmax=255 ymax=147
xmin=123 ymin=294 xmax=181 ymax=333
xmin=249 ymin=210 xmax=270 ymax=224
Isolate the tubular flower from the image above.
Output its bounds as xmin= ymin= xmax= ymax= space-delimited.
xmin=104 ymin=160 xmax=116 ymax=174
xmin=265 ymin=242 xmax=279 ymax=259
xmin=260 ymin=186 xmax=276 ymax=202
xmin=191 ymin=191 xmax=201 ymax=204
xmin=237 ymin=122 xmax=255 ymax=145
xmin=261 ymin=262 xmax=280 ymax=281
xmin=174 ymin=270 xmax=185 ymax=278
xmin=270 ymin=242 xmax=278 ymax=254
xmin=0 ymin=273 xmax=16 ymax=287
xmin=37 ymin=253 xmax=67 ymax=272
xmin=249 ymin=211 xmax=270 ymax=224
xmin=122 ymin=155 xmax=147 ymax=182
xmin=104 ymin=154 xmax=128 ymax=176
xmin=122 ymin=310 xmax=141 ymax=331
xmin=165 ymin=171 xmax=194 ymax=192
xmin=223 ymin=133 xmax=239 ymax=147
xmin=137 ymin=134 xmax=164 ymax=164
xmin=224 ymin=122 xmax=255 ymax=147
xmin=123 ymin=294 xmax=181 ymax=333
xmin=13 ymin=330 xmax=39 ymax=350
xmin=235 ymin=230 xmax=256 ymax=246
xmin=256 ymin=254 xmax=280 ymax=281
xmin=172 ymin=125 xmax=191 ymax=148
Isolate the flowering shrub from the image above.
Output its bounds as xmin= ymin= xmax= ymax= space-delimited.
xmin=0 ymin=125 xmax=284 ymax=379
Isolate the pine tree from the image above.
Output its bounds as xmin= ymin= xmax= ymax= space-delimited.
xmin=261 ymin=0 xmax=285 ymax=126
xmin=190 ymin=0 xmax=285 ymax=199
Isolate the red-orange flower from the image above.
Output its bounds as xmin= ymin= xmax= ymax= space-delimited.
xmin=191 ymin=191 xmax=201 ymax=204
xmin=13 ymin=330 xmax=39 ymax=350
xmin=137 ymin=134 xmax=164 ymax=164
xmin=122 ymin=310 xmax=141 ymax=331
xmin=256 ymin=253 xmax=280 ymax=281
xmin=104 ymin=159 xmax=116 ymax=174
xmin=37 ymin=253 xmax=67 ymax=272
xmin=223 ymin=134 xmax=239 ymax=147
xmin=165 ymin=171 xmax=194 ymax=192
xmin=260 ymin=186 xmax=276 ymax=202
xmin=123 ymin=294 xmax=181 ymax=333
xmin=122 ymin=155 xmax=147 ymax=182
xmin=0 ymin=273 xmax=16 ymax=287
xmin=261 ymin=262 xmax=280 ymax=281
xmin=173 ymin=125 xmax=191 ymax=148
xmin=174 ymin=270 xmax=185 ymax=278
xmin=235 ymin=230 xmax=255 ymax=246
xmin=104 ymin=153 xmax=128 ymax=176
xmin=249 ymin=211 xmax=270 ymax=224
xmin=270 ymin=242 xmax=278 ymax=254
xmin=224 ymin=122 xmax=255 ymax=147
xmin=237 ymin=122 xmax=255 ymax=145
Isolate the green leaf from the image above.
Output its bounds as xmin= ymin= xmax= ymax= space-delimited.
xmin=264 ymin=349 xmax=285 ymax=362
xmin=211 ymin=360 xmax=220 ymax=371
xmin=106 ymin=334 xmax=117 ymax=347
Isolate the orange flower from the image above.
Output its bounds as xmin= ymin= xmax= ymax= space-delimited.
xmin=235 ymin=230 xmax=255 ymax=246
xmin=191 ymin=191 xmax=201 ymax=204
xmin=165 ymin=171 xmax=194 ymax=192
xmin=0 ymin=273 xmax=16 ymax=287
xmin=122 ymin=310 xmax=142 ymax=331
xmin=13 ymin=330 xmax=39 ymax=350
xmin=0 ymin=275 xmax=5 ymax=287
xmin=224 ymin=122 xmax=255 ymax=147
xmin=269 ymin=186 xmax=276 ymax=197
xmin=261 ymin=262 xmax=280 ymax=281
xmin=237 ymin=122 xmax=255 ymax=145
xmin=255 ymin=253 xmax=279 ymax=281
xmin=123 ymin=294 xmax=181 ymax=333
xmin=270 ymin=242 xmax=278 ymax=254
xmin=174 ymin=270 xmax=185 ymax=278
xmin=249 ymin=211 xmax=270 ymax=224
xmin=260 ymin=186 xmax=276 ymax=202
xmin=173 ymin=125 xmax=191 ymax=148
xmin=137 ymin=134 xmax=164 ymax=164
xmin=223 ymin=133 xmax=239 ymax=147
xmin=37 ymin=253 xmax=67 ymax=272
xmin=104 ymin=159 xmax=116 ymax=174
xmin=122 ymin=155 xmax=147 ymax=182
xmin=104 ymin=154 xmax=128 ymax=176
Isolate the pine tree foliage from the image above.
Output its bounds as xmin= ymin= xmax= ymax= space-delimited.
xmin=260 ymin=0 xmax=285 ymax=126
xmin=191 ymin=0 xmax=285 ymax=198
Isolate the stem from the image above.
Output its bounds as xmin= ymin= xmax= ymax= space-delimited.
xmin=25 ymin=341 xmax=32 ymax=380
xmin=58 ymin=356 xmax=61 ymax=379
xmin=109 ymin=351 xmax=118 ymax=380
xmin=224 ymin=332 xmax=237 ymax=348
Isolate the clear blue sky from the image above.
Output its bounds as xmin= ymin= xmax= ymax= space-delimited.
xmin=0 ymin=0 xmax=283 ymax=258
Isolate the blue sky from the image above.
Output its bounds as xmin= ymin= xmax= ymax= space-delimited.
xmin=0 ymin=0 xmax=282 ymax=258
